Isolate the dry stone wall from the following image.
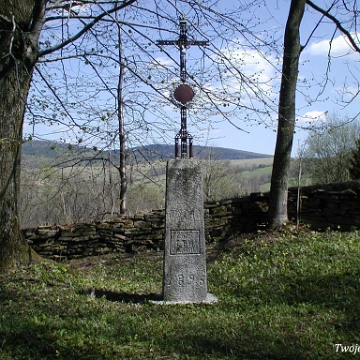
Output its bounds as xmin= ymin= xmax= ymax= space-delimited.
xmin=25 ymin=210 xmax=165 ymax=261
xmin=24 ymin=181 xmax=360 ymax=260
xmin=288 ymin=181 xmax=360 ymax=230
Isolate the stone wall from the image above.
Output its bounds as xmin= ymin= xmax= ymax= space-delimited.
xmin=288 ymin=181 xmax=360 ymax=230
xmin=24 ymin=181 xmax=360 ymax=260
xmin=24 ymin=210 xmax=165 ymax=261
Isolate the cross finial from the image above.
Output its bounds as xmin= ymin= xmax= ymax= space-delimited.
xmin=157 ymin=17 xmax=209 ymax=159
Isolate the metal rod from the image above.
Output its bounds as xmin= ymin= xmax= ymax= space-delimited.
xmin=156 ymin=15 xmax=209 ymax=159
xmin=175 ymin=136 xmax=180 ymax=158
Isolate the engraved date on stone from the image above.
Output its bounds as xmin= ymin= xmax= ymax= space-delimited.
xmin=177 ymin=272 xmax=205 ymax=287
xmin=170 ymin=230 xmax=200 ymax=254
xmin=164 ymin=271 xmax=206 ymax=288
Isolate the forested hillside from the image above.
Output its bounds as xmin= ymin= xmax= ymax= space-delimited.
xmin=22 ymin=140 xmax=272 ymax=166
xmin=20 ymin=140 xmax=274 ymax=228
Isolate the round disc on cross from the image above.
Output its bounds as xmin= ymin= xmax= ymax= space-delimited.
xmin=173 ymin=84 xmax=195 ymax=105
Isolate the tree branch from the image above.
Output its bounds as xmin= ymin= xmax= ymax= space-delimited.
xmin=306 ymin=0 xmax=360 ymax=53
xmin=29 ymin=0 xmax=46 ymax=43
xmin=38 ymin=0 xmax=136 ymax=57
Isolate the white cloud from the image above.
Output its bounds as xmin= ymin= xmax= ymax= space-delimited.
xmin=298 ymin=110 xmax=328 ymax=124
xmin=306 ymin=33 xmax=360 ymax=58
xmin=153 ymin=56 xmax=175 ymax=66
xmin=208 ymin=45 xmax=281 ymax=109
xmin=217 ymin=46 xmax=280 ymax=84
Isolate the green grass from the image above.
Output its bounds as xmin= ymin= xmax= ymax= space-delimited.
xmin=259 ymin=182 xmax=271 ymax=192
xmin=229 ymin=158 xmax=273 ymax=168
xmin=1 ymin=229 xmax=360 ymax=359
xmin=240 ymin=166 xmax=273 ymax=178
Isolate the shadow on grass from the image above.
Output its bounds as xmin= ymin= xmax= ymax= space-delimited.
xmin=222 ymin=263 xmax=360 ymax=309
xmin=225 ymin=270 xmax=360 ymax=340
xmin=159 ymin=332 xmax=318 ymax=360
xmin=285 ymin=272 xmax=360 ymax=335
xmin=80 ymin=288 xmax=163 ymax=303
xmin=285 ymin=272 xmax=360 ymax=307
xmin=2 ymin=255 xmax=359 ymax=360
xmin=0 ymin=283 xmax=341 ymax=360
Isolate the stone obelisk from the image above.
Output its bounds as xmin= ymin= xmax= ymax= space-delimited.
xmin=156 ymin=16 xmax=217 ymax=304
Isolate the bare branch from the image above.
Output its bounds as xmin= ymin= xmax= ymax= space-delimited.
xmin=306 ymin=0 xmax=360 ymax=53
xmin=34 ymin=65 xmax=81 ymax=128
xmin=38 ymin=0 xmax=136 ymax=57
xmin=28 ymin=0 xmax=46 ymax=47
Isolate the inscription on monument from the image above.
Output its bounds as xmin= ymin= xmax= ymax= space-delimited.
xmin=168 ymin=209 xmax=202 ymax=227
xmin=164 ymin=268 xmax=206 ymax=288
xmin=170 ymin=230 xmax=200 ymax=255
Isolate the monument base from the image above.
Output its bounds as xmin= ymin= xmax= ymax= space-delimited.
xmin=149 ymin=293 xmax=219 ymax=305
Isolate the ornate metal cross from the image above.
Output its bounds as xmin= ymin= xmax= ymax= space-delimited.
xmin=157 ymin=15 xmax=209 ymax=159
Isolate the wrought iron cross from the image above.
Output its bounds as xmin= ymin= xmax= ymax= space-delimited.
xmin=157 ymin=15 xmax=209 ymax=159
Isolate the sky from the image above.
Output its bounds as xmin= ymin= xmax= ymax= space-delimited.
xmin=24 ymin=0 xmax=360 ymax=157
xmin=191 ymin=0 xmax=360 ymax=156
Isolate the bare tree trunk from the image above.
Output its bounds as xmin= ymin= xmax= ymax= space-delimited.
xmin=296 ymin=142 xmax=306 ymax=228
xmin=117 ymin=20 xmax=127 ymax=215
xmin=268 ymin=0 xmax=306 ymax=228
xmin=0 ymin=0 xmax=45 ymax=272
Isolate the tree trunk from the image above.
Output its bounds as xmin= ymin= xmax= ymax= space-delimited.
xmin=117 ymin=19 xmax=127 ymax=215
xmin=268 ymin=0 xmax=306 ymax=228
xmin=0 ymin=1 xmax=44 ymax=273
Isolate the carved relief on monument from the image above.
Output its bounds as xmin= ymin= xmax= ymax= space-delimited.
xmin=170 ymin=230 xmax=200 ymax=255
xmin=168 ymin=208 xmax=203 ymax=228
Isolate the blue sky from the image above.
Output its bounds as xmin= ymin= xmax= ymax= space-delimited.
xmin=25 ymin=0 xmax=360 ymax=157
xmin=212 ymin=1 xmax=360 ymax=155
xmin=151 ymin=1 xmax=360 ymax=155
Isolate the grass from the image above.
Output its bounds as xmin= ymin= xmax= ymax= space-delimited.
xmin=240 ymin=166 xmax=273 ymax=178
xmin=259 ymin=183 xmax=271 ymax=192
xmin=1 ymin=228 xmax=360 ymax=359
xmin=229 ymin=158 xmax=273 ymax=168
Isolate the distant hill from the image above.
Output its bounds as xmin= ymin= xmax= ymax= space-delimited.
xmin=22 ymin=140 xmax=62 ymax=158
xmin=22 ymin=140 xmax=94 ymax=157
xmin=21 ymin=140 xmax=94 ymax=167
xmin=21 ymin=140 xmax=272 ymax=167
xmin=130 ymin=144 xmax=272 ymax=161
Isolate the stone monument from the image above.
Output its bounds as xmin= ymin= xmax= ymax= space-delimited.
xmin=155 ymin=16 xmax=217 ymax=304
xmin=162 ymin=159 xmax=217 ymax=303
